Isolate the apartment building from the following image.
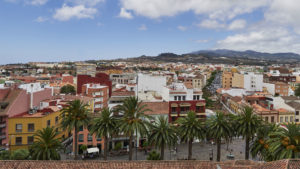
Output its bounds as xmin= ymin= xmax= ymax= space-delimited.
xmin=82 ymin=84 xmax=109 ymax=112
xmin=275 ymin=82 xmax=289 ymax=96
xmin=8 ymin=106 xmax=67 ymax=150
xmin=222 ymin=72 xmax=232 ymax=88
xmin=168 ymin=83 xmax=205 ymax=122
xmin=232 ymin=73 xmax=244 ymax=88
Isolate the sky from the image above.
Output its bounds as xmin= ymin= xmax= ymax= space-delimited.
xmin=1 ymin=0 xmax=300 ymax=64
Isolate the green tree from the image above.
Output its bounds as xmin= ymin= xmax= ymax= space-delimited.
xmin=116 ymin=96 xmax=151 ymax=161
xmin=61 ymin=99 xmax=91 ymax=160
xmin=295 ymin=84 xmax=300 ymax=96
xmin=148 ymin=116 xmax=177 ymax=160
xmin=89 ymin=108 xmax=118 ymax=160
xmin=235 ymin=106 xmax=262 ymax=160
xmin=176 ymin=111 xmax=206 ymax=160
xmin=0 ymin=150 xmax=10 ymax=160
xmin=147 ymin=150 xmax=161 ymax=160
xmin=60 ymin=84 xmax=76 ymax=95
xmin=30 ymin=127 xmax=62 ymax=160
xmin=10 ymin=149 xmax=30 ymax=160
xmin=267 ymin=123 xmax=300 ymax=160
xmin=251 ymin=123 xmax=277 ymax=161
xmin=207 ymin=112 xmax=233 ymax=161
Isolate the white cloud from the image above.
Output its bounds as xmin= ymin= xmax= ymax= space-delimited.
xmin=138 ymin=24 xmax=147 ymax=31
xmin=119 ymin=8 xmax=133 ymax=19
xmin=34 ymin=16 xmax=48 ymax=22
xmin=265 ymin=0 xmax=300 ymax=34
xmin=216 ymin=27 xmax=300 ymax=53
xmin=228 ymin=19 xmax=246 ymax=30
xmin=198 ymin=19 xmax=225 ymax=29
xmin=177 ymin=25 xmax=187 ymax=31
xmin=119 ymin=0 xmax=269 ymax=20
xmin=53 ymin=4 xmax=97 ymax=21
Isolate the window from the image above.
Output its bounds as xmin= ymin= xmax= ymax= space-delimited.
xmin=87 ymin=134 xmax=93 ymax=142
xmin=16 ymin=124 xmax=22 ymax=132
xmin=55 ymin=116 xmax=59 ymax=124
xmin=290 ymin=116 xmax=293 ymax=122
xmin=16 ymin=137 xmax=22 ymax=145
xmin=271 ymin=116 xmax=274 ymax=122
xmin=280 ymin=117 xmax=283 ymax=122
xmin=78 ymin=134 xmax=84 ymax=142
xmin=27 ymin=136 xmax=34 ymax=145
xmin=171 ymin=107 xmax=176 ymax=113
xmin=178 ymin=96 xmax=181 ymax=101
xmin=97 ymin=137 xmax=102 ymax=141
xmin=47 ymin=120 xmax=51 ymax=127
xmin=182 ymin=96 xmax=186 ymax=101
xmin=193 ymin=96 xmax=196 ymax=100
xmin=28 ymin=123 xmax=34 ymax=132
xmin=79 ymin=125 xmax=83 ymax=131
xmin=265 ymin=116 xmax=269 ymax=122
xmin=296 ymin=111 xmax=299 ymax=115
xmin=55 ymin=128 xmax=59 ymax=133
xmin=285 ymin=116 xmax=288 ymax=122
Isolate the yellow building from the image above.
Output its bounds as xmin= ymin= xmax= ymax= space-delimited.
xmin=8 ymin=106 xmax=68 ymax=150
xmin=222 ymin=71 xmax=233 ymax=88
xmin=278 ymin=108 xmax=295 ymax=123
xmin=232 ymin=73 xmax=244 ymax=88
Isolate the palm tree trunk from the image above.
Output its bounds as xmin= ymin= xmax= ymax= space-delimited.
xmin=245 ymin=135 xmax=250 ymax=160
xmin=188 ymin=139 xmax=193 ymax=160
xmin=74 ymin=127 xmax=78 ymax=160
xmin=104 ymin=136 xmax=108 ymax=161
xmin=160 ymin=142 xmax=164 ymax=160
xmin=217 ymin=139 xmax=221 ymax=162
xmin=129 ymin=134 xmax=133 ymax=161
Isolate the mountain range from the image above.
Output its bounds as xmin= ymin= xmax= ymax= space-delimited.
xmin=120 ymin=49 xmax=300 ymax=65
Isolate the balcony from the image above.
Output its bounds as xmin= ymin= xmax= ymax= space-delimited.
xmin=0 ymin=122 xmax=6 ymax=128
xmin=170 ymin=111 xmax=178 ymax=117
xmin=0 ymin=133 xmax=5 ymax=140
xmin=179 ymin=111 xmax=188 ymax=116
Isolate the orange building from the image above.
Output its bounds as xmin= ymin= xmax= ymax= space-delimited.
xmin=275 ymin=82 xmax=289 ymax=96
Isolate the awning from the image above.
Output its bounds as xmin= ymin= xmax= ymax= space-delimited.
xmin=171 ymin=103 xmax=178 ymax=107
xmin=87 ymin=147 xmax=99 ymax=154
xmin=180 ymin=103 xmax=191 ymax=107
xmin=196 ymin=102 xmax=206 ymax=106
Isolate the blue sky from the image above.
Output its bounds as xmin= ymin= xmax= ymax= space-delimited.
xmin=1 ymin=0 xmax=300 ymax=64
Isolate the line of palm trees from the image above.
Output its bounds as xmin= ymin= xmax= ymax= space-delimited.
xmin=28 ymin=96 xmax=300 ymax=161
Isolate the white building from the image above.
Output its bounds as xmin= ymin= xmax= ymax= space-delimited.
xmin=243 ymin=72 xmax=263 ymax=92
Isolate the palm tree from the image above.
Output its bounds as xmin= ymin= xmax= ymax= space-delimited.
xmin=30 ymin=127 xmax=62 ymax=160
xmin=61 ymin=99 xmax=91 ymax=159
xmin=251 ymin=123 xmax=277 ymax=161
xmin=116 ymin=96 xmax=151 ymax=161
xmin=235 ymin=106 xmax=262 ymax=160
xmin=176 ymin=111 xmax=206 ymax=160
xmin=206 ymin=111 xmax=233 ymax=161
xmin=89 ymin=108 xmax=118 ymax=160
xmin=148 ymin=116 xmax=177 ymax=160
xmin=267 ymin=123 xmax=300 ymax=160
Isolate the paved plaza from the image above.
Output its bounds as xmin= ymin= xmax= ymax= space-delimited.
xmin=62 ymin=138 xmax=257 ymax=161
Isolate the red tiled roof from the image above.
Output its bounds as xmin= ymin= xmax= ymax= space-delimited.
xmin=0 ymin=160 xmax=298 ymax=169
xmin=111 ymin=91 xmax=135 ymax=97
xmin=141 ymin=102 xmax=169 ymax=115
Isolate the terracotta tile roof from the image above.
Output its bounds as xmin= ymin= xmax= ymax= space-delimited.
xmin=0 ymin=160 xmax=298 ymax=169
xmin=141 ymin=102 xmax=169 ymax=115
xmin=231 ymin=96 xmax=242 ymax=102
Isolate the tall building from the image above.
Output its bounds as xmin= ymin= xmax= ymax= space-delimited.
xmin=76 ymin=63 xmax=96 ymax=77
xmin=222 ymin=72 xmax=232 ymax=88
xmin=81 ymin=83 xmax=109 ymax=112
xmin=243 ymin=73 xmax=263 ymax=92
xmin=232 ymin=73 xmax=244 ymax=88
